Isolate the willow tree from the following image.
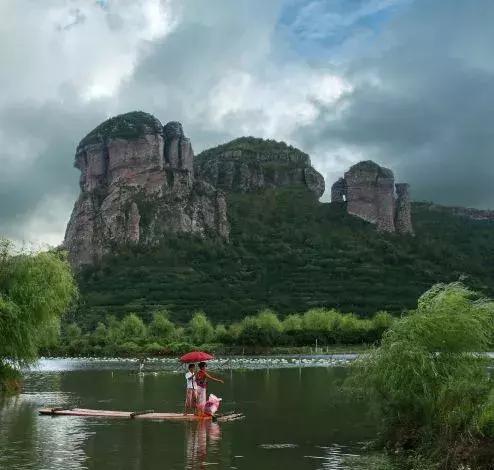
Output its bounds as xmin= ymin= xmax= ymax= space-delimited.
xmin=350 ymin=282 xmax=494 ymax=468
xmin=0 ymin=239 xmax=77 ymax=390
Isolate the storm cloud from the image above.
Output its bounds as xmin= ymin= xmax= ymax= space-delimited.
xmin=0 ymin=0 xmax=493 ymax=245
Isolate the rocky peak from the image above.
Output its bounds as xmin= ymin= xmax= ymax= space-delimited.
xmin=163 ymin=121 xmax=193 ymax=173
xmin=64 ymin=112 xmax=229 ymax=268
xmin=77 ymin=111 xmax=163 ymax=152
xmin=194 ymin=137 xmax=325 ymax=198
xmin=163 ymin=121 xmax=184 ymax=139
xmin=331 ymin=160 xmax=413 ymax=234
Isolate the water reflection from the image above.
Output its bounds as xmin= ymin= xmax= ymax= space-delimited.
xmin=305 ymin=444 xmax=360 ymax=469
xmin=1 ymin=360 xmax=378 ymax=470
xmin=184 ymin=420 xmax=221 ymax=469
xmin=0 ymin=392 xmax=89 ymax=470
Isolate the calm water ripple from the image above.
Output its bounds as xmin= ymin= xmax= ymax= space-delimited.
xmin=1 ymin=358 xmax=376 ymax=470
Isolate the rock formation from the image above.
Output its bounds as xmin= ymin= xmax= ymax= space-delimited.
xmin=64 ymin=111 xmax=229 ymax=267
xmin=331 ymin=160 xmax=413 ymax=234
xmin=395 ymin=183 xmax=413 ymax=234
xmin=194 ymin=137 xmax=325 ymax=198
xmin=330 ymin=177 xmax=346 ymax=202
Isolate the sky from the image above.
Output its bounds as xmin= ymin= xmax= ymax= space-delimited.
xmin=1 ymin=0 xmax=493 ymax=246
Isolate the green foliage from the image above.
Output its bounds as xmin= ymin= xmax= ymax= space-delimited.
xmin=195 ymin=136 xmax=310 ymax=164
xmin=91 ymin=322 xmax=108 ymax=347
xmin=118 ymin=341 xmax=141 ymax=356
xmin=478 ymin=390 xmax=494 ymax=437
xmin=350 ymin=282 xmax=494 ymax=468
xmin=119 ymin=313 xmax=147 ymax=345
xmin=0 ymin=364 xmax=21 ymax=394
xmin=75 ymin=189 xmax=494 ymax=327
xmin=56 ymin=306 xmax=391 ymax=356
xmin=237 ymin=312 xmax=284 ymax=347
xmin=149 ymin=311 xmax=176 ymax=343
xmin=188 ymin=311 xmax=214 ymax=345
xmin=0 ymin=240 xmax=77 ymax=373
xmin=144 ymin=342 xmax=166 ymax=356
xmin=214 ymin=324 xmax=228 ymax=343
xmin=79 ymin=111 xmax=161 ymax=147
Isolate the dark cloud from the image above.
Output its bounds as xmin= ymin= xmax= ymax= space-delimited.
xmin=1 ymin=0 xmax=493 ymax=246
xmin=0 ymin=99 xmax=108 ymax=242
xmin=295 ymin=0 xmax=494 ymax=208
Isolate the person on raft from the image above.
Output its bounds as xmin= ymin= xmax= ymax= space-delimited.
xmin=184 ymin=363 xmax=197 ymax=414
xmin=195 ymin=361 xmax=224 ymax=414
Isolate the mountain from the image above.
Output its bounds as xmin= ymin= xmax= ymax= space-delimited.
xmin=65 ymin=111 xmax=494 ymax=328
xmin=194 ymin=136 xmax=325 ymax=197
xmin=64 ymin=112 xmax=228 ymax=267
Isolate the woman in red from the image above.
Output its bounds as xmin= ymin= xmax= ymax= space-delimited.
xmin=195 ymin=361 xmax=223 ymax=415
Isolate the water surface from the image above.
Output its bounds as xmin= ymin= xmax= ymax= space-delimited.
xmin=0 ymin=358 xmax=376 ymax=470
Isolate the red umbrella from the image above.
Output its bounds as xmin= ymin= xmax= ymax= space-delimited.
xmin=179 ymin=351 xmax=214 ymax=363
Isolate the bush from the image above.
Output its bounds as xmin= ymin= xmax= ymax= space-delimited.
xmin=148 ymin=311 xmax=176 ymax=343
xmin=120 ymin=313 xmax=147 ymax=345
xmin=165 ymin=342 xmax=196 ymax=355
xmin=144 ymin=342 xmax=166 ymax=356
xmin=188 ymin=311 xmax=214 ymax=344
xmin=118 ymin=341 xmax=142 ymax=356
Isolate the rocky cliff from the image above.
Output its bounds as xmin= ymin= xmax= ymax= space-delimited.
xmin=64 ymin=111 xmax=229 ymax=267
xmin=194 ymin=137 xmax=325 ymax=198
xmin=331 ymin=160 xmax=414 ymax=234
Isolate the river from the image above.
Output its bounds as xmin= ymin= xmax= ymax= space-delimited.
xmin=0 ymin=357 xmax=378 ymax=469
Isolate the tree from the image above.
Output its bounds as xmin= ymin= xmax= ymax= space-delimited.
xmin=148 ymin=310 xmax=175 ymax=344
xmin=0 ymin=241 xmax=77 ymax=390
xmin=350 ymin=282 xmax=494 ymax=467
xmin=282 ymin=314 xmax=302 ymax=333
xmin=0 ymin=241 xmax=77 ymax=367
xmin=91 ymin=322 xmax=108 ymax=347
xmin=119 ymin=313 xmax=147 ymax=344
xmin=188 ymin=311 xmax=214 ymax=345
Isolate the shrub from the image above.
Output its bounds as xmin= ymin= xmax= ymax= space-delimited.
xmin=91 ymin=322 xmax=108 ymax=347
xmin=165 ymin=342 xmax=196 ymax=355
xmin=120 ymin=313 xmax=147 ymax=345
xmin=188 ymin=311 xmax=214 ymax=344
xmin=144 ymin=342 xmax=166 ymax=356
xmin=148 ymin=311 xmax=176 ymax=343
xmin=118 ymin=341 xmax=142 ymax=356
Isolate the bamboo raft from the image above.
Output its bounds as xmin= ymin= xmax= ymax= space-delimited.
xmin=38 ymin=407 xmax=244 ymax=422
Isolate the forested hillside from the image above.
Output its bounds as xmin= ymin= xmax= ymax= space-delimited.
xmin=74 ymin=187 xmax=494 ymax=329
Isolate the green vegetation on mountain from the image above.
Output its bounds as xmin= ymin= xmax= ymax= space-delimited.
xmin=78 ymin=111 xmax=162 ymax=147
xmin=195 ymin=136 xmax=310 ymax=164
xmin=0 ymin=240 xmax=77 ymax=392
xmin=74 ymin=187 xmax=494 ymax=329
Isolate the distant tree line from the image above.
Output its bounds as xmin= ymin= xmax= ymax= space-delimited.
xmin=50 ymin=308 xmax=395 ymax=357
